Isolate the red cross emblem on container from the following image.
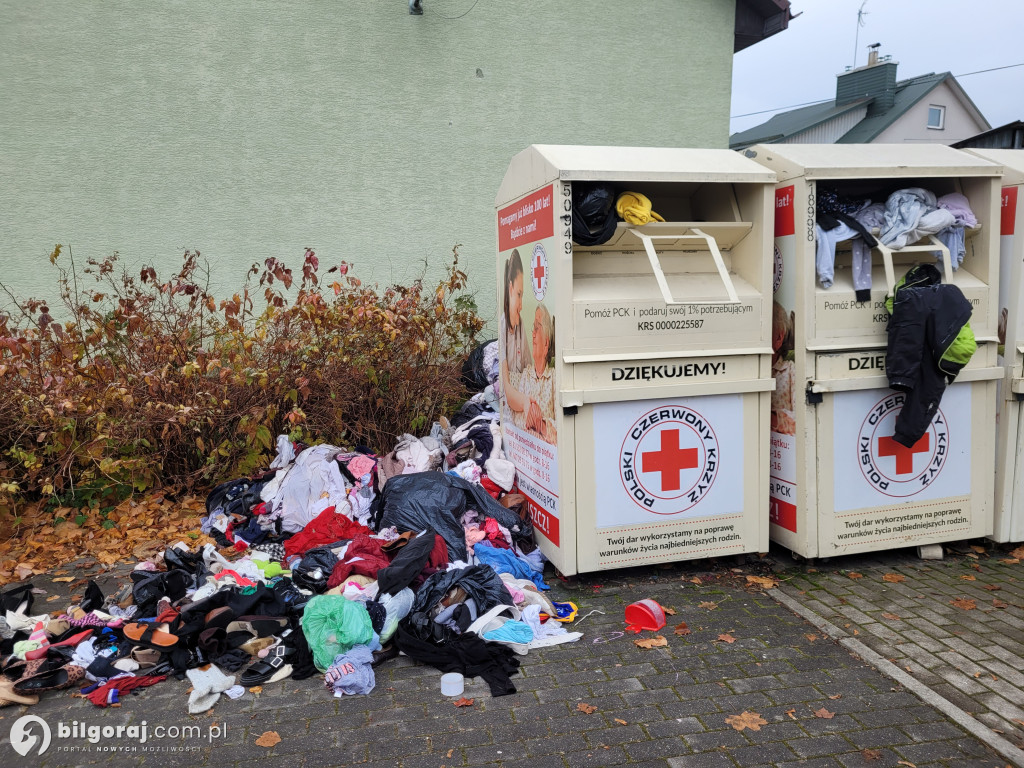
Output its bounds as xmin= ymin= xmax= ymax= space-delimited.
xmin=857 ymin=393 xmax=948 ymax=497
xmin=619 ymin=405 xmax=719 ymax=514
xmin=531 ymin=243 xmax=548 ymax=300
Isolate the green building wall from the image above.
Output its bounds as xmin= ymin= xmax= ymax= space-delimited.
xmin=1 ymin=1 xmax=736 ymax=324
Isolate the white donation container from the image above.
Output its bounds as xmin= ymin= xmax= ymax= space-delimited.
xmin=495 ymin=145 xmax=776 ymax=575
xmin=964 ymin=148 xmax=1024 ymax=543
xmin=744 ymin=144 xmax=1002 ymax=559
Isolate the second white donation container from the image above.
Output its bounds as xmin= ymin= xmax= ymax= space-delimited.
xmin=746 ymin=144 xmax=1002 ymax=559
xmin=495 ymin=145 xmax=776 ymax=575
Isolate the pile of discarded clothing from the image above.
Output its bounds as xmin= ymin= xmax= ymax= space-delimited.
xmin=815 ymin=187 xmax=977 ymax=299
xmin=0 ymin=344 xmax=580 ymax=708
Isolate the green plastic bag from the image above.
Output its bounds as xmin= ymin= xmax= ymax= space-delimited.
xmin=301 ymin=595 xmax=374 ymax=671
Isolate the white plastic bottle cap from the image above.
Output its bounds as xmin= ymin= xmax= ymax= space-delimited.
xmin=440 ymin=672 xmax=464 ymax=696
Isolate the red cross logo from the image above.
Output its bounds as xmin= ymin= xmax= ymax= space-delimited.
xmin=533 ymin=255 xmax=545 ymax=286
xmin=642 ymin=429 xmax=698 ymax=491
xmin=877 ymin=434 xmax=930 ymax=475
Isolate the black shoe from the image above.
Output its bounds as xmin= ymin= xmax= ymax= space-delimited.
xmin=371 ymin=643 xmax=399 ymax=668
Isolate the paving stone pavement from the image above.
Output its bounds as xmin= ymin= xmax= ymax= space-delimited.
xmin=2 ymin=547 xmax=1020 ymax=768
xmin=774 ymin=540 xmax=1024 ymax=757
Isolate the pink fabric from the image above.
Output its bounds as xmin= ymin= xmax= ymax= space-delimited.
xmin=347 ymin=455 xmax=376 ymax=479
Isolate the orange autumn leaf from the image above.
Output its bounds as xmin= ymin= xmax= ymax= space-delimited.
xmin=1000 ymin=558 xmax=1020 ymax=565
xmin=613 ymin=718 xmax=627 ymax=725
xmin=717 ymin=633 xmax=736 ymax=644
xmin=634 ymin=635 xmax=668 ymax=649
xmin=828 ymin=694 xmax=842 ymax=700
xmin=699 ymin=601 xmax=718 ymax=610
xmin=255 ymin=731 xmax=281 ymax=747
xmin=960 ymin=574 xmax=976 ymax=581
xmin=813 ymin=707 xmax=835 ymax=719
xmin=881 ymin=612 xmax=901 ymax=621
xmin=993 ymin=598 xmax=1009 ymax=609
xmin=983 ymin=584 xmax=1002 ymax=591
xmin=453 ymin=697 xmax=475 ymax=708
xmin=1009 ymin=545 xmax=1024 ymax=559
xmin=847 ymin=572 xmax=864 ymax=580
xmin=861 ymin=748 xmax=883 ymax=760
xmin=951 ymin=597 xmax=977 ymax=611
xmin=882 ymin=573 xmax=905 ymax=583
xmin=785 ymin=709 xmax=797 ymax=720
xmin=663 ymin=607 xmax=676 ymax=615
xmin=577 ymin=702 xmax=597 ymax=714
xmin=746 ymin=575 xmax=778 ymax=589
xmin=725 ymin=711 xmax=768 ymax=731
xmin=805 ymin=634 xmax=818 ymax=642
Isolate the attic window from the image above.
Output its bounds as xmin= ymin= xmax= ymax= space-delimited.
xmin=927 ymin=105 xmax=945 ymax=130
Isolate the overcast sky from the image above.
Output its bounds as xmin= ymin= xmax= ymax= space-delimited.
xmin=730 ymin=0 xmax=1024 ymax=136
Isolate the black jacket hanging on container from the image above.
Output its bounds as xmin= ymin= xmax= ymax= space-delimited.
xmin=885 ymin=264 xmax=977 ymax=447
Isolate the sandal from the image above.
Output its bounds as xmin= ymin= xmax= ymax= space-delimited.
xmin=130 ymin=648 xmax=162 ymax=670
xmin=13 ymin=663 xmax=85 ymax=694
xmin=239 ymin=645 xmax=294 ymax=686
xmin=123 ymin=622 xmax=178 ymax=649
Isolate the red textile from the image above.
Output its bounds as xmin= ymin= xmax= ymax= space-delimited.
xmin=283 ymin=506 xmax=372 ymax=559
xmin=412 ymin=534 xmax=450 ymax=588
xmin=326 ymin=533 xmax=392 ymax=589
xmin=483 ymin=517 xmax=511 ymax=549
xmin=480 ymin=476 xmax=502 ymax=499
xmin=85 ymin=674 xmax=167 ymax=707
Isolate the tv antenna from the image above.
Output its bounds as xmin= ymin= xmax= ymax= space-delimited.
xmin=852 ymin=1 xmax=869 ymax=68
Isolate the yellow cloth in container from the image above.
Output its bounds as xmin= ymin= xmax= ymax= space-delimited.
xmin=616 ymin=191 xmax=665 ymax=225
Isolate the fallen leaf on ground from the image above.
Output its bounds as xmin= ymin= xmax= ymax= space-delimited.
xmin=882 ymin=573 xmax=905 ymax=583
xmin=881 ymin=612 xmax=901 ymax=621
xmin=51 ymin=576 xmax=75 ymax=583
xmin=454 ymin=697 xmax=475 ymax=708
xmin=717 ymin=633 xmax=736 ymax=644
xmin=805 ymin=634 xmax=818 ymax=642
xmin=673 ymin=622 xmax=691 ymax=636
xmin=446 ymin=749 xmax=454 ymax=758
xmin=634 ymin=635 xmax=668 ymax=649
xmin=255 ymin=731 xmax=281 ymax=747
xmin=951 ymin=597 xmax=977 ymax=611
xmin=847 ymin=572 xmax=864 ymax=579
xmin=829 ymin=694 xmax=842 ymax=700
xmin=861 ymin=748 xmax=883 ymax=760
xmin=45 ymin=595 xmax=61 ymax=602
xmin=725 ymin=711 xmax=768 ymax=731
xmin=984 ymin=584 xmax=1002 ymax=591
xmin=689 ymin=577 xmax=703 ymax=585
xmin=663 ymin=607 xmax=676 ymax=615
xmin=785 ymin=709 xmax=797 ymax=720
xmin=960 ymin=574 xmax=977 ymax=581
xmin=970 ymin=545 xmax=987 ymax=554
xmin=897 ymin=761 xmax=916 ymax=768
xmin=699 ymin=601 xmax=718 ymax=610
xmin=1012 ymin=718 xmax=1024 ymax=728
xmin=1009 ymin=546 xmax=1024 ymax=559
xmin=613 ymin=718 xmax=627 ymax=725
xmin=812 ymin=707 xmax=835 ymax=719
xmin=248 ymin=686 xmax=262 ymax=696
xmin=577 ymin=702 xmax=597 ymax=714
xmin=746 ymin=575 xmax=778 ymax=589
xmin=993 ymin=598 xmax=1009 ymax=609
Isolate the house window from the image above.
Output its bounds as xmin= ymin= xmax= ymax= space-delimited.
xmin=927 ymin=105 xmax=945 ymax=130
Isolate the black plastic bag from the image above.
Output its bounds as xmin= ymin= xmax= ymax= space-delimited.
xmin=461 ymin=339 xmax=497 ymax=392
xmin=571 ymin=183 xmax=619 ymax=246
xmin=403 ymin=564 xmax=514 ymax=644
xmin=290 ymin=547 xmax=338 ymax=594
xmin=379 ymin=473 xmax=534 ymax=561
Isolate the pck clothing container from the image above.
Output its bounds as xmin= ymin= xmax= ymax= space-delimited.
xmin=745 ymin=144 xmax=1002 ymax=559
xmin=963 ymin=148 xmax=1024 ymax=544
xmin=495 ymin=145 xmax=776 ymax=575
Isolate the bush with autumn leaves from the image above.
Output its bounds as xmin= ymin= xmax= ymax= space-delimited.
xmin=0 ymin=246 xmax=484 ymax=525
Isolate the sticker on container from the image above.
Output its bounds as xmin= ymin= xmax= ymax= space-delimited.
xmin=531 ymin=243 xmax=548 ymax=301
xmin=593 ymin=396 xmax=744 ymax=528
xmin=833 ymin=385 xmax=971 ymax=512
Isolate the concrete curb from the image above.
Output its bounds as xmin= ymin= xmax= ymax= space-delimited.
xmin=769 ymin=587 xmax=1024 ymax=768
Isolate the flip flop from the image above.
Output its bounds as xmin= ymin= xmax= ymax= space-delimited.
xmin=123 ymin=622 xmax=178 ymax=648
xmin=0 ymin=678 xmax=39 ymax=707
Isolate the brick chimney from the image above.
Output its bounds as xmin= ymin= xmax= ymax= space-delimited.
xmin=837 ymin=44 xmax=897 ymax=116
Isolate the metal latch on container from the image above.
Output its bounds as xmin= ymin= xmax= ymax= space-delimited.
xmin=806 ymin=383 xmax=823 ymax=405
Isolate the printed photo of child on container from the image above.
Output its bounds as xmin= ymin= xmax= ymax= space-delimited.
xmin=771 ymin=300 xmax=796 ymax=436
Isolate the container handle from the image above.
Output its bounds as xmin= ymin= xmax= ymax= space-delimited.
xmin=628 ymin=228 xmax=740 ymax=305
xmin=877 ymin=235 xmax=953 ymax=296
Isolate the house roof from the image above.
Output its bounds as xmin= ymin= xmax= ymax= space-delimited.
xmin=730 ymin=71 xmax=988 ymax=148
